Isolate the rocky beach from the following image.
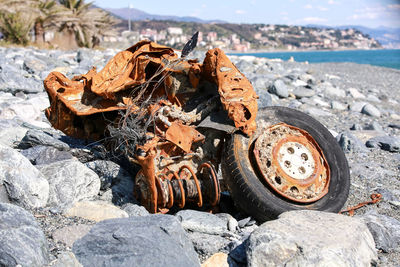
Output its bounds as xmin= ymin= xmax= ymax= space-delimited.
xmin=0 ymin=45 xmax=400 ymax=266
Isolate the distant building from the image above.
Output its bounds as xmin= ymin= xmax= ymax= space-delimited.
xmin=168 ymin=27 xmax=183 ymax=35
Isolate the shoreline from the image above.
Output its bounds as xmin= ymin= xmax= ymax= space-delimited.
xmin=225 ymin=47 xmax=388 ymax=54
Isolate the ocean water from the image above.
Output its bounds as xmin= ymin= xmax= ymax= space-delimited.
xmin=232 ymin=49 xmax=400 ymax=70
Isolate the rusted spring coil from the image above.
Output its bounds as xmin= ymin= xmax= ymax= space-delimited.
xmin=199 ymin=162 xmax=220 ymax=206
xmin=180 ymin=165 xmax=203 ymax=207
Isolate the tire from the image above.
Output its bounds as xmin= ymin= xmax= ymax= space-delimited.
xmin=221 ymin=106 xmax=350 ymax=222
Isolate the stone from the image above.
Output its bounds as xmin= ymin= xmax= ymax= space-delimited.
xmin=367 ymin=95 xmax=381 ymax=103
xmin=351 ymin=130 xmax=383 ymax=143
xmin=293 ymin=87 xmax=315 ymax=98
xmin=72 ymin=215 xmax=200 ymax=267
xmin=19 ymin=129 xmax=70 ymax=150
xmin=23 ymin=58 xmax=47 ymax=74
xmin=336 ymin=131 xmax=368 ymax=153
xmin=0 ymin=145 xmax=49 ymax=209
xmin=388 ymin=123 xmax=400 ymax=130
xmin=0 ymin=124 xmax=27 ymax=148
xmin=324 ymin=86 xmax=346 ymax=98
xmin=331 ymin=100 xmax=348 ymax=110
xmin=269 ymin=80 xmax=289 ymax=98
xmin=22 ymin=146 xmax=74 ymax=165
xmin=188 ymin=232 xmax=232 ymax=261
xmin=360 ymin=211 xmax=400 ymax=253
xmin=366 ymin=136 xmax=400 ymax=153
xmin=215 ymin=213 xmax=239 ymax=232
xmin=176 ymin=209 xmax=229 ymax=235
xmin=349 ymin=101 xmax=367 ymax=113
xmin=362 ymin=103 xmax=381 ymax=117
xmin=0 ymin=203 xmax=49 ymax=266
xmin=52 ymin=224 xmax=93 ymax=247
xmin=305 ymin=107 xmax=332 ymax=117
xmin=247 ymin=210 xmax=377 ymax=267
xmin=50 ymin=252 xmax=82 ymax=267
xmin=36 ymin=159 xmax=100 ymax=209
xmin=256 ymin=91 xmax=272 ymax=108
xmin=348 ymin=88 xmax=365 ymax=99
xmin=85 ymin=160 xmax=135 ymax=205
xmin=122 ymin=203 xmax=150 ymax=217
xmin=64 ymin=201 xmax=129 ymax=222
xmin=201 ymin=253 xmax=229 ymax=267
xmin=364 ymin=121 xmax=385 ymax=133
xmin=292 ymin=79 xmax=308 ymax=87
xmin=299 ymin=73 xmax=316 ymax=84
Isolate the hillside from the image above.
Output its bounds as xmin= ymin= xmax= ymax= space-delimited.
xmin=110 ymin=20 xmax=381 ymax=51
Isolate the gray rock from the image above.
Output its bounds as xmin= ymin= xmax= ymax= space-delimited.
xmin=331 ymin=100 xmax=348 ymax=110
xmin=247 ymin=210 xmax=377 ymax=267
xmin=366 ymin=136 xmax=400 ymax=152
xmin=256 ymin=91 xmax=272 ymax=108
xmin=73 ymin=215 xmax=200 ymax=267
xmin=215 ymin=213 xmax=239 ymax=232
xmin=52 ymin=224 xmax=93 ymax=247
xmin=50 ymin=252 xmax=82 ymax=267
xmin=348 ymin=88 xmax=365 ymax=99
xmin=23 ymin=58 xmax=47 ymax=74
xmin=188 ymin=232 xmax=232 ymax=261
xmin=0 ymin=203 xmax=49 ymax=266
xmin=364 ymin=121 xmax=385 ymax=133
xmin=305 ymin=107 xmax=333 ymax=117
xmin=175 ymin=209 xmax=228 ymax=235
xmin=299 ymin=73 xmax=316 ymax=84
xmin=362 ymin=103 xmax=381 ymax=117
xmin=36 ymin=159 xmax=100 ymax=209
xmin=269 ymin=80 xmax=289 ymax=98
xmin=19 ymin=129 xmax=70 ymax=150
xmin=0 ymin=70 xmax=43 ymax=94
xmin=85 ymin=160 xmax=129 ymax=190
xmin=21 ymin=146 xmax=74 ymax=165
xmin=293 ymin=87 xmax=315 ymax=98
xmin=388 ymin=123 xmax=400 ymax=130
xmin=324 ymin=86 xmax=346 ymax=98
xmin=122 ymin=203 xmax=150 ymax=217
xmin=336 ymin=131 xmax=368 ymax=153
xmin=367 ymin=95 xmax=381 ymax=103
xmin=349 ymin=101 xmax=367 ymax=113
xmin=360 ymin=211 xmax=400 ymax=253
xmin=0 ymin=145 xmax=49 ymax=209
xmin=0 ymin=120 xmax=28 ymax=147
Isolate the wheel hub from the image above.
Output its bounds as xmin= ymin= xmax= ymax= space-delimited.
xmin=253 ymin=123 xmax=330 ymax=203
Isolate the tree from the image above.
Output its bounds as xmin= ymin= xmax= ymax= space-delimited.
xmin=0 ymin=0 xmax=35 ymax=45
xmin=58 ymin=0 xmax=118 ymax=48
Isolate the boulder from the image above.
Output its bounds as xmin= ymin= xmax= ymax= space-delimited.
xmin=0 ymin=203 xmax=49 ymax=266
xmin=21 ymin=146 xmax=74 ymax=165
xmin=50 ymin=252 xmax=82 ymax=267
xmin=360 ymin=211 xmax=400 ymax=253
xmin=73 ymin=215 xmax=200 ymax=267
xmin=361 ymin=103 xmax=381 ymax=117
xmin=201 ymin=253 xmax=229 ymax=267
xmin=336 ymin=131 xmax=368 ymax=153
xmin=0 ymin=145 xmax=49 ymax=209
xmin=64 ymin=201 xmax=128 ymax=222
xmin=293 ymin=87 xmax=315 ymax=98
xmin=188 ymin=232 xmax=232 ymax=261
xmin=52 ymin=224 xmax=93 ymax=247
xmin=19 ymin=129 xmax=70 ymax=150
xmin=366 ymin=136 xmax=400 ymax=153
xmin=247 ymin=210 xmax=377 ymax=267
xmin=175 ymin=209 xmax=228 ymax=235
xmin=269 ymin=80 xmax=289 ymax=98
xmin=36 ymin=159 xmax=100 ymax=209
xmin=122 ymin=203 xmax=150 ymax=217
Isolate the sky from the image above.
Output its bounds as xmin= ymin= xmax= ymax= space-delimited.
xmin=94 ymin=0 xmax=400 ymax=28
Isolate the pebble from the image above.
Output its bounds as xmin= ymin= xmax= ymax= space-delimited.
xmin=362 ymin=103 xmax=381 ymax=117
xmin=64 ymin=201 xmax=129 ymax=222
xmin=269 ymin=79 xmax=289 ymax=98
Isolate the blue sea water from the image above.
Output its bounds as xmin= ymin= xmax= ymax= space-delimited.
xmin=232 ymin=49 xmax=400 ymax=70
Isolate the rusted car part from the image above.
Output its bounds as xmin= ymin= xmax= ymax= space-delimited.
xmin=44 ymin=40 xmax=256 ymax=214
xmin=340 ymin=193 xmax=382 ymax=216
xmin=253 ymin=123 xmax=330 ymax=203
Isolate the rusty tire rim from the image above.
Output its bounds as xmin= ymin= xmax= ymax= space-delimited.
xmin=253 ymin=123 xmax=330 ymax=203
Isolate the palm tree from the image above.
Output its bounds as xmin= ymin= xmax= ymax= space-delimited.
xmin=58 ymin=0 xmax=119 ymax=48
xmin=32 ymin=0 xmax=64 ymax=45
xmin=0 ymin=0 xmax=35 ymax=45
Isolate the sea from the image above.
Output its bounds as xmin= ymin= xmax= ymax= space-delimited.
xmin=231 ymin=49 xmax=400 ymax=70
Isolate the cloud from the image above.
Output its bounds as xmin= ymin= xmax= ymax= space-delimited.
xmin=318 ymin=6 xmax=328 ymax=11
xmin=304 ymin=4 xmax=313 ymax=9
xmin=328 ymin=0 xmax=339 ymax=4
xmin=201 ymin=4 xmax=207 ymax=8
xmin=302 ymin=17 xmax=328 ymax=23
xmin=280 ymin=11 xmax=288 ymax=16
xmin=235 ymin=10 xmax=246 ymax=14
xmin=388 ymin=4 xmax=400 ymax=9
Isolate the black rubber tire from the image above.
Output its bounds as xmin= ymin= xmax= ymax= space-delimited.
xmin=221 ymin=106 xmax=350 ymax=222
